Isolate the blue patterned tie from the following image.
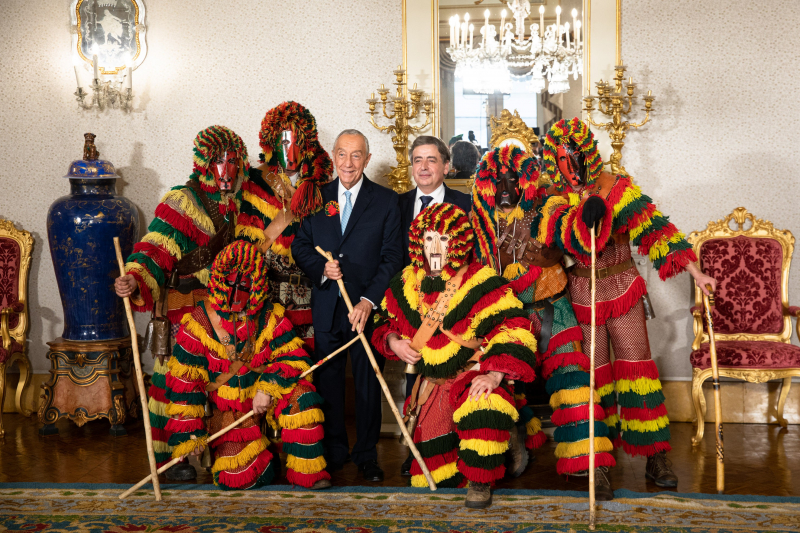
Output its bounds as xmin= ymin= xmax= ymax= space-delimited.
xmin=419 ymin=195 xmax=434 ymax=213
xmin=341 ymin=190 xmax=353 ymax=234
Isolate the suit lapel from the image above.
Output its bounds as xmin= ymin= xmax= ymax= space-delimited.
xmin=341 ymin=176 xmax=372 ymax=243
xmin=323 ymin=179 xmax=342 ymax=245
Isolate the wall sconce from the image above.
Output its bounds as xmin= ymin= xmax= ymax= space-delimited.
xmin=70 ymin=0 xmax=147 ymax=112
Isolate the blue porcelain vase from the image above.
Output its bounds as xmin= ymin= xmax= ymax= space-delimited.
xmin=47 ymin=133 xmax=140 ymax=342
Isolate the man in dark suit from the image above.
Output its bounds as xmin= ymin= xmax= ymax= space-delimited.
xmin=292 ymin=129 xmax=402 ymax=483
xmin=397 ymin=135 xmax=471 ymax=476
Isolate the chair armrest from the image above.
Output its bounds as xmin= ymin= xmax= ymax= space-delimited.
xmin=0 ymin=302 xmax=23 ymax=350
xmin=790 ymin=306 xmax=800 ymax=342
xmin=691 ymin=305 xmax=705 ymax=351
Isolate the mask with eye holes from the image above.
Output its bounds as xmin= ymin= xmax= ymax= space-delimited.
xmin=408 ymin=203 xmax=474 ymax=281
xmin=423 ymin=231 xmax=450 ymax=277
xmin=210 ymin=150 xmax=240 ymax=193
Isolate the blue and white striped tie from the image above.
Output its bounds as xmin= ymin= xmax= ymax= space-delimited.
xmin=341 ymin=190 xmax=353 ymax=234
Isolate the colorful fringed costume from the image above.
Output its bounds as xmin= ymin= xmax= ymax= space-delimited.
xmin=372 ymin=204 xmax=538 ymax=490
xmin=539 ymin=118 xmax=698 ymax=457
xmin=236 ymin=102 xmax=332 ymax=351
xmin=124 ymin=125 xmax=250 ymax=468
xmin=164 ymin=241 xmax=329 ymax=489
xmin=471 ymin=145 xmax=615 ymax=475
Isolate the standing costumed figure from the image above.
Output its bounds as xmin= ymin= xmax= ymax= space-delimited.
xmin=471 ymin=145 xmax=616 ymax=500
xmin=237 ymin=101 xmax=333 ymax=351
xmin=164 ymin=240 xmax=330 ymax=490
xmin=372 ymin=203 xmax=537 ymax=509
xmin=539 ymin=117 xmax=715 ymax=487
xmin=115 ymin=125 xmax=249 ymax=480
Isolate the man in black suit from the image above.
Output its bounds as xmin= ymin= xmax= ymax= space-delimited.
xmin=292 ymin=129 xmax=402 ymax=483
xmin=397 ymin=135 xmax=471 ymax=476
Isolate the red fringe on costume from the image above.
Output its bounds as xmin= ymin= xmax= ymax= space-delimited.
xmin=214 ymin=426 xmax=264 ymax=446
xmin=148 ymin=384 xmax=169 ymax=404
xmin=165 ymin=417 xmax=205 ymax=434
xmin=413 ymin=450 xmax=458 ymax=474
xmin=622 ymin=440 xmax=672 ymax=458
xmin=215 ymin=449 xmax=273 ymax=489
xmin=456 ymin=460 xmax=506 ymax=484
xmin=613 ymin=359 xmax=660 ymax=380
xmin=559 ymin=452 xmax=617 ymax=475
xmin=540 ymin=327 xmax=583 ymax=361
xmin=457 ymin=428 xmax=510 ymax=442
xmin=526 ymin=432 xmax=548 ymax=449
xmin=571 ymin=276 xmax=647 ymax=325
xmin=287 ymin=469 xmax=330 ymax=488
xmin=551 ymin=403 xmax=606 ymax=426
xmin=151 ymin=428 xmax=170 ymax=442
xmin=542 ymin=351 xmax=590 ymax=378
xmin=621 ymin=404 xmax=668 ymax=422
xmin=281 ymin=425 xmax=324 ymax=445
xmin=155 ymin=205 xmax=211 ymax=247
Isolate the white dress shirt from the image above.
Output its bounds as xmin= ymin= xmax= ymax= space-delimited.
xmin=413 ymin=182 xmax=447 ymax=217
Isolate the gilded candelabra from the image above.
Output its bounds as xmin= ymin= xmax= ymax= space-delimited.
xmin=366 ymin=66 xmax=434 ymax=193
xmin=76 ymin=78 xmax=134 ymax=112
xmin=582 ymin=65 xmax=655 ymax=174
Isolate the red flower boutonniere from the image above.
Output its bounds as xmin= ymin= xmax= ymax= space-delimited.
xmin=326 ymin=201 xmax=339 ymax=217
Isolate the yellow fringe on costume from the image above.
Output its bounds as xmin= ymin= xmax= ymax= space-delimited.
xmin=148 ymin=397 xmax=168 ymax=418
xmin=236 ymin=224 xmax=265 ymax=246
xmin=279 ymin=407 xmax=325 ymax=430
xmin=163 ymin=189 xmax=215 ymax=235
xmin=125 ymin=262 xmax=160 ymax=302
xmin=468 ymin=287 xmax=522 ymax=335
xmin=460 ymin=438 xmax=509 ymax=456
xmin=171 ymin=436 xmax=208 ymax=459
xmin=615 ymin=376 xmax=662 ymax=395
xmin=549 ymin=387 xmax=601 ymax=409
xmin=143 ymin=232 xmax=183 ymax=261
xmin=554 ymin=437 xmax=614 ymax=458
xmin=411 ymin=461 xmax=459 ymax=487
xmin=256 ymin=379 xmax=294 ymax=401
xmin=526 ymin=416 xmax=542 ymax=436
xmin=271 ymin=338 xmax=306 ymax=360
xmin=216 ymin=383 xmax=259 ymax=402
xmin=567 ymin=193 xmax=581 ymax=206
xmin=648 ymin=232 xmax=687 ymax=262
xmin=400 ymin=268 xmax=424 ymax=314
xmin=612 ymin=182 xmax=643 ymax=217
xmin=502 ymin=262 xmax=527 ymax=281
xmin=604 ymin=413 xmax=620 ymax=429
xmin=167 ymin=356 xmax=209 ymax=383
xmin=153 ymin=440 xmax=172 ymax=454
xmin=194 ymin=269 xmax=210 ymax=287
xmin=255 ymin=304 xmax=285 ymax=353
xmin=211 ymin=436 xmax=268 ymax=475
xmin=485 ymin=327 xmax=537 ymax=353
xmin=166 ymin=403 xmax=205 ymax=419
xmin=537 ymin=196 xmax=569 ymax=243
xmin=621 ymin=415 xmax=670 ymax=433
xmin=286 ymin=455 xmax=327 ymax=474
xmin=453 ymin=393 xmax=519 ymax=424
xmin=420 ymin=339 xmax=464 ymax=366
xmin=597 ymin=382 xmax=615 ymax=399
xmin=182 ymin=314 xmax=228 ymax=361
xmin=242 ymin=190 xmax=281 ymax=227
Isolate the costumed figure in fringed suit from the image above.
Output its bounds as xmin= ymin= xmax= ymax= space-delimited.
xmin=372 ymin=203 xmax=537 ymax=509
xmin=237 ymin=101 xmax=332 ymax=352
xmin=115 ymin=126 xmax=249 ymax=481
xmin=164 ymin=240 xmax=331 ymax=490
xmin=537 ymin=117 xmax=716 ymax=487
xmin=471 ymin=145 xmax=616 ymax=500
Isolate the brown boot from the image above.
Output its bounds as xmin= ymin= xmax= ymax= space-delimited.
xmin=310 ymin=478 xmax=332 ymax=490
xmin=594 ymin=466 xmax=614 ymax=501
xmin=506 ymin=425 xmax=528 ymax=478
xmin=465 ymin=482 xmax=492 ymax=509
xmin=646 ymin=452 xmax=678 ymax=488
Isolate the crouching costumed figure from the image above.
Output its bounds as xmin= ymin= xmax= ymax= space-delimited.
xmin=372 ymin=203 xmax=537 ymax=509
xmin=164 ymin=240 xmax=331 ymax=490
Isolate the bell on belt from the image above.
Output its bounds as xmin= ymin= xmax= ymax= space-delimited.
xmin=405 ymin=363 xmax=418 ymax=374
xmin=642 ymin=293 xmax=656 ymax=320
xmin=399 ymin=412 xmax=418 ymax=446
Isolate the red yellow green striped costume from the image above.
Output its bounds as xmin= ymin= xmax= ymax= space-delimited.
xmin=372 ymin=204 xmax=537 ymax=488
xmin=124 ymin=125 xmax=250 ymax=467
xmin=471 ymin=145 xmax=615 ymax=474
xmin=539 ymin=118 xmax=697 ymax=457
xmin=164 ymin=241 xmax=328 ymax=489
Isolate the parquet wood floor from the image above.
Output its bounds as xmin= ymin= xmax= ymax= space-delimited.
xmin=1 ymin=414 xmax=798 ymax=496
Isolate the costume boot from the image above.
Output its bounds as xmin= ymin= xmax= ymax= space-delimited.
xmin=646 ymin=451 xmax=678 ymax=488
xmin=165 ymin=461 xmax=197 ymax=481
xmin=310 ymin=478 xmax=332 ymax=490
xmin=506 ymin=425 xmax=528 ymax=478
xmin=594 ymin=466 xmax=614 ymax=501
xmin=465 ymin=482 xmax=493 ymax=509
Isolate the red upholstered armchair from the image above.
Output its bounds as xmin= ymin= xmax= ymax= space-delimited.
xmin=0 ymin=218 xmax=34 ymax=438
xmin=687 ymin=207 xmax=800 ymax=445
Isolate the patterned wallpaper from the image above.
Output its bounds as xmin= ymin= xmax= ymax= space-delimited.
xmin=621 ymin=0 xmax=800 ymax=378
xmin=0 ymin=0 xmax=402 ymax=373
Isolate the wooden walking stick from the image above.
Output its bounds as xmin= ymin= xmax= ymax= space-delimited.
xmin=315 ymin=246 xmax=437 ymax=491
xmin=702 ymin=284 xmax=724 ymax=493
xmin=588 ymin=227 xmax=597 ymax=529
xmin=120 ymin=334 xmax=354 ymax=499
xmin=113 ymin=237 xmax=162 ymax=502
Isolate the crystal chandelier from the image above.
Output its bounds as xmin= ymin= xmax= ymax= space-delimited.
xmin=446 ymin=2 xmax=582 ymax=95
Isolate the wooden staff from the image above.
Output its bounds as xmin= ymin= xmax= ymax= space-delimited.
xmin=702 ymin=284 xmax=724 ymax=493
xmin=113 ymin=237 xmax=162 ymax=502
xmin=120 ymin=335 xmax=353 ymax=499
xmin=315 ymin=246 xmax=437 ymax=491
xmin=588 ymin=228 xmax=597 ymax=529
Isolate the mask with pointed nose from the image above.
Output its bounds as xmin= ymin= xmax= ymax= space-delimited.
xmin=224 ymin=271 xmax=253 ymax=313
xmin=280 ymin=129 xmax=300 ymax=173
xmin=210 ymin=150 xmax=240 ymax=192
xmin=423 ymin=230 xmax=450 ymax=277
xmin=495 ymin=167 xmax=520 ymax=209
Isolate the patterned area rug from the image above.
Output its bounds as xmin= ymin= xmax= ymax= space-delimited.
xmin=1 ymin=483 xmax=798 ymax=532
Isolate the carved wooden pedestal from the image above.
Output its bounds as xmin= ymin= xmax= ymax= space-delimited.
xmin=38 ymin=337 xmax=141 ymax=437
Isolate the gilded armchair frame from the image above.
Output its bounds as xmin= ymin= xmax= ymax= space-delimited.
xmin=686 ymin=207 xmax=800 ymax=444
xmin=0 ymin=218 xmax=34 ymax=439
xmin=489 ymin=109 xmax=541 ymax=155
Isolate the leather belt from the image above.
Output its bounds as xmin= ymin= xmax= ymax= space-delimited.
xmin=173 ymin=275 xmax=205 ymax=295
xmin=269 ymin=271 xmax=313 ymax=288
xmin=571 ymin=258 xmax=635 ymax=279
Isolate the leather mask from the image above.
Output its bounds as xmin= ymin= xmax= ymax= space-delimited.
xmin=495 ymin=167 xmax=520 ymax=209
xmin=423 ymin=230 xmax=450 ymax=277
xmin=556 ymin=140 xmax=587 ymax=190
xmin=225 ymin=271 xmax=252 ymax=313
xmin=211 ymin=150 xmax=240 ymax=192
xmin=280 ymin=129 xmax=300 ymax=173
